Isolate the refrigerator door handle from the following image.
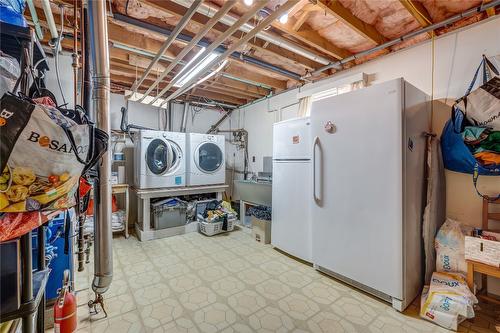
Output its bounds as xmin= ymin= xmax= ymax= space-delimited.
xmin=312 ymin=136 xmax=320 ymax=203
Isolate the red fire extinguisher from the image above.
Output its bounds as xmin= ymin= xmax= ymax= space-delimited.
xmin=53 ymin=270 xmax=77 ymax=333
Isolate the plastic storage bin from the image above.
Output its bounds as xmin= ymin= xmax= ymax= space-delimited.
xmin=32 ymin=211 xmax=74 ymax=301
xmin=152 ymin=198 xmax=187 ymax=230
xmin=0 ymin=238 xmax=20 ymax=313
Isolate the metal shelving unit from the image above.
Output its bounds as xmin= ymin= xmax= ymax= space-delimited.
xmin=0 ymin=22 xmax=49 ymax=333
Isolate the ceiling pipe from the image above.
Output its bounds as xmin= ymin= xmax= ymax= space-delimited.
xmin=131 ymin=0 xmax=202 ymax=93
xmin=190 ymin=100 xmax=237 ymax=109
xmin=139 ymin=0 xmax=236 ymax=102
xmin=180 ymin=102 xmax=189 ymax=132
xmin=88 ymin=0 xmax=113 ymax=295
xmin=164 ymin=1 xmax=299 ymax=105
xmin=167 ymin=101 xmax=173 ymax=131
xmin=40 ymin=0 xmax=58 ymax=43
xmin=152 ymin=0 xmax=269 ymax=105
xmin=207 ymin=109 xmax=234 ymax=134
xmin=172 ymin=0 xmax=331 ymax=65
xmin=113 ymin=13 xmax=300 ymax=82
xmin=26 ymin=0 xmax=44 ymax=40
xmin=307 ymin=0 xmax=500 ymax=77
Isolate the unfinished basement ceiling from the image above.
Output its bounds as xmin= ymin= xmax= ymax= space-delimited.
xmin=28 ymin=0 xmax=498 ymax=107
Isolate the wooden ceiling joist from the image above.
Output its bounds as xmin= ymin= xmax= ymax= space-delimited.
xmin=108 ymin=21 xmax=284 ymax=90
xmin=108 ymin=22 xmax=178 ymax=60
xmin=139 ymin=0 xmax=323 ymax=72
xmin=275 ymin=20 xmax=351 ymax=60
xmin=223 ymin=61 xmax=286 ymax=91
xmin=185 ymin=89 xmax=246 ymax=106
xmin=315 ymin=0 xmax=386 ymax=45
xmin=399 ymin=0 xmax=433 ymax=27
xmin=214 ymin=76 xmax=269 ymax=96
xmin=206 ymin=81 xmax=262 ymax=99
xmin=111 ymin=73 xmax=245 ymax=105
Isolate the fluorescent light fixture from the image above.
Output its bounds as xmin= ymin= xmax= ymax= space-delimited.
xmin=243 ymin=0 xmax=253 ymax=6
xmin=196 ymin=59 xmax=228 ymax=86
xmin=279 ymin=12 xmax=288 ymax=24
xmin=161 ymin=59 xmax=228 ymax=108
xmin=125 ymin=90 xmax=167 ymax=108
xmin=173 ymin=48 xmax=219 ymax=88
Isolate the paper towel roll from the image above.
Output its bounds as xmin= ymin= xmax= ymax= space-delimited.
xmin=118 ymin=166 xmax=126 ymax=184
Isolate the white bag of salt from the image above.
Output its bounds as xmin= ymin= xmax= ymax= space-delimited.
xmin=420 ymin=272 xmax=477 ymax=331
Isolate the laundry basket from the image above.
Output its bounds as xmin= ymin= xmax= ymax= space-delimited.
xmin=198 ymin=218 xmax=235 ymax=236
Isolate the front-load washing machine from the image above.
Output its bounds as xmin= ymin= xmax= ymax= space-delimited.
xmin=134 ymin=130 xmax=186 ymax=189
xmin=187 ymin=133 xmax=225 ymax=186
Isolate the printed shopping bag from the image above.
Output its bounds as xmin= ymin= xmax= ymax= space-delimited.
xmin=0 ymin=94 xmax=90 ymax=212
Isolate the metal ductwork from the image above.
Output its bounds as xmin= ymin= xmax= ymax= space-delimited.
xmin=167 ymin=101 xmax=174 ymax=131
xmin=172 ymin=0 xmax=331 ymax=66
xmin=88 ymin=0 xmax=113 ymax=295
xmin=180 ymin=102 xmax=189 ymax=132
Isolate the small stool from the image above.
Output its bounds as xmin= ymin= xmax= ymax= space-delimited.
xmin=466 ymin=259 xmax=500 ymax=305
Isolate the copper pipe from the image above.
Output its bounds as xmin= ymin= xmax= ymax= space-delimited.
xmin=72 ymin=0 xmax=79 ymax=108
xmin=80 ymin=1 xmax=85 ymax=107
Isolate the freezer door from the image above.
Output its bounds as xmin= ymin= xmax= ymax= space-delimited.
xmin=271 ymin=160 xmax=312 ymax=262
xmin=273 ymin=117 xmax=311 ymax=160
xmin=311 ymin=79 xmax=404 ymax=299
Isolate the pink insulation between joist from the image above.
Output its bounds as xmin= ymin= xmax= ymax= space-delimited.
xmin=421 ymin=0 xmax=482 ymax=22
xmin=112 ymin=0 xmax=220 ymax=42
xmin=335 ymin=0 xmax=421 ymax=39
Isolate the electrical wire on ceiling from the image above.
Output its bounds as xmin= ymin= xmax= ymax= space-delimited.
xmin=406 ymin=0 xmax=435 ymax=127
xmin=54 ymin=4 xmax=67 ymax=106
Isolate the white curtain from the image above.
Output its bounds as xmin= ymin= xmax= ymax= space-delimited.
xmin=297 ymin=95 xmax=312 ymax=117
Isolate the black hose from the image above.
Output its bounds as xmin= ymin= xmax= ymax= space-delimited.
xmin=120 ymin=106 xmax=153 ymax=132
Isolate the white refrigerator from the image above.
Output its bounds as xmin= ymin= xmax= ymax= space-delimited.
xmin=272 ymin=117 xmax=312 ymax=262
xmin=310 ymin=78 xmax=429 ymax=311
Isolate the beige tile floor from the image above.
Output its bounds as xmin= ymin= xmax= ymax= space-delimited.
xmin=58 ymin=227 xmax=498 ymax=333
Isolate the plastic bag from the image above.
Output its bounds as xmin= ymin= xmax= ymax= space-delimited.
xmin=0 ymin=0 xmax=27 ymax=26
xmin=0 ymin=52 xmax=20 ymax=96
xmin=420 ymin=272 xmax=477 ymax=330
xmin=435 ymin=218 xmax=473 ymax=276
xmin=0 ymin=211 xmax=41 ymax=241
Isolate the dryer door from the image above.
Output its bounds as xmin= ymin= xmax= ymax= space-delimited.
xmin=146 ymin=139 xmax=174 ymax=175
xmin=195 ymin=142 xmax=223 ymax=173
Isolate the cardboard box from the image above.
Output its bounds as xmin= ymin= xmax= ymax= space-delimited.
xmin=251 ymin=217 xmax=271 ymax=244
xmin=465 ymin=232 xmax=500 ymax=267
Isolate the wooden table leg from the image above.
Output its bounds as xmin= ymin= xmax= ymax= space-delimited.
xmin=467 ymin=261 xmax=474 ymax=291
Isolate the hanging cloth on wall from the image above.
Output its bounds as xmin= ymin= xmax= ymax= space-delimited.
xmin=422 ymin=136 xmax=446 ymax=284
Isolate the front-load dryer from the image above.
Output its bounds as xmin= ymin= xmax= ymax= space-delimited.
xmin=187 ymin=133 xmax=225 ymax=186
xmin=134 ymin=130 xmax=186 ymax=189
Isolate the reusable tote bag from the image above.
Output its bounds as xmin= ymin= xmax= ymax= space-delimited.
xmin=0 ymin=94 xmax=91 ymax=212
xmin=456 ymin=55 xmax=500 ymax=130
xmin=441 ymin=56 xmax=500 ymax=176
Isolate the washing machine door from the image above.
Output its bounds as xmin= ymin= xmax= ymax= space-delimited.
xmin=195 ymin=142 xmax=223 ymax=173
xmin=146 ymin=138 xmax=174 ymax=175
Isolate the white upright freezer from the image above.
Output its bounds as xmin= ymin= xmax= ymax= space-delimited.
xmin=272 ymin=117 xmax=312 ymax=262
xmin=310 ymin=78 xmax=430 ymax=311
